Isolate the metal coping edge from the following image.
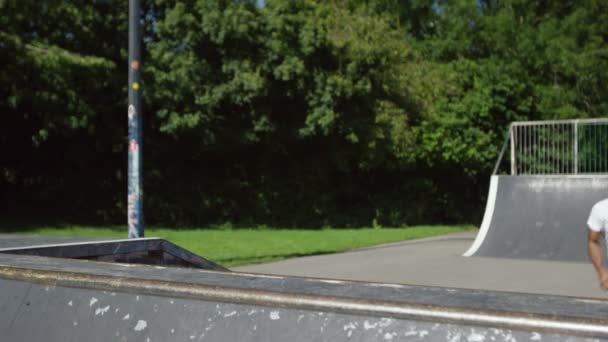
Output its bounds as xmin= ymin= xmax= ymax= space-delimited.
xmin=0 ymin=238 xmax=162 ymax=252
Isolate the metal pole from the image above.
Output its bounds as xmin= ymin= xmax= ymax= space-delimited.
xmin=561 ymin=124 xmax=565 ymax=174
xmin=128 ymin=0 xmax=144 ymax=238
xmin=595 ymin=123 xmax=598 ymax=173
xmin=553 ymin=124 xmax=556 ymax=174
xmin=543 ymin=124 xmax=547 ymax=174
xmin=531 ymin=126 xmax=542 ymax=174
xmin=510 ymin=125 xmax=516 ymax=175
xmin=559 ymin=124 xmax=562 ymax=174
xmin=543 ymin=124 xmax=551 ymax=174
xmin=525 ymin=125 xmax=529 ymax=174
xmin=573 ymin=121 xmax=578 ymax=174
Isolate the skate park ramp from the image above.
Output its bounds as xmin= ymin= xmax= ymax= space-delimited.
xmin=2 ymin=235 xmax=608 ymax=341
xmin=464 ymin=175 xmax=608 ymax=262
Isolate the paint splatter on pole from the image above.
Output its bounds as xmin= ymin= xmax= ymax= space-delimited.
xmin=128 ymin=0 xmax=144 ymax=238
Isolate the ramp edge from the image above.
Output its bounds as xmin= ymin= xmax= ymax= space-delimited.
xmin=0 ymin=237 xmax=161 ymax=252
xmin=1 ymin=265 xmax=608 ymax=338
xmin=463 ymin=175 xmax=498 ymax=257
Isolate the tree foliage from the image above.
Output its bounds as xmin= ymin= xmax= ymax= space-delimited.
xmin=1 ymin=0 xmax=606 ymax=226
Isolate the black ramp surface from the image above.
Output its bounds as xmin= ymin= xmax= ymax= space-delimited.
xmin=465 ymin=175 xmax=608 ymax=261
xmin=0 ymin=237 xmax=227 ymax=270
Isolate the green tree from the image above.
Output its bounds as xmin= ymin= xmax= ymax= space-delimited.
xmin=0 ymin=0 xmax=128 ymax=220
xmin=147 ymin=0 xmax=422 ymax=225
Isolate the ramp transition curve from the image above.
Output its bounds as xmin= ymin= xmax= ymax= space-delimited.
xmin=464 ymin=175 xmax=608 ymax=262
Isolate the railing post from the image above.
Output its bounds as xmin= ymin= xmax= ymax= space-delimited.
xmin=573 ymin=121 xmax=578 ymax=174
xmin=510 ymin=125 xmax=516 ymax=175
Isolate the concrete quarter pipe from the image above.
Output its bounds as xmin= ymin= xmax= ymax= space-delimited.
xmin=464 ymin=175 xmax=608 ymax=262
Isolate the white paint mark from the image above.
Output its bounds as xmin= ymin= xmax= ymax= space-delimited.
xmin=68 ymin=301 xmax=73 ymax=306
xmin=89 ymin=297 xmax=98 ymax=306
xmin=45 ymin=286 xmax=50 ymax=291
xmin=404 ymin=330 xmax=418 ymax=337
xmin=224 ymin=311 xmax=237 ymax=317
xmin=363 ymin=320 xmax=377 ymax=330
xmin=343 ymin=322 xmax=356 ymax=331
xmin=123 ymin=314 xmax=131 ymax=320
xmin=190 ymin=335 xmax=195 ymax=340
xmin=348 ymin=330 xmax=353 ymax=337
xmin=269 ymin=311 xmax=280 ymax=320
xmin=530 ymin=333 xmax=541 ymax=341
xmin=468 ymin=332 xmax=485 ymax=342
xmin=111 ymin=292 xmax=117 ymax=296
xmin=248 ymin=310 xmax=258 ymax=316
xmin=501 ymin=332 xmax=516 ymax=342
xmin=146 ymin=338 xmax=150 ymax=342
xmin=448 ymin=333 xmax=462 ymax=342
xmin=136 ymin=295 xmax=140 ymax=301
xmin=95 ymin=305 xmax=111 ymax=316
xmin=169 ymin=300 xmax=174 ymax=304
xmin=384 ymin=332 xmax=396 ymax=340
xmin=253 ymin=325 xmax=257 ymax=331
xmin=116 ymin=263 xmax=138 ymax=268
xmin=378 ymin=318 xmax=393 ymax=328
xmin=73 ymin=321 xmax=78 ymax=326
xmin=419 ymin=330 xmax=429 ymax=338
xmin=115 ymin=308 xmax=120 ymax=313
xmin=134 ymin=320 xmax=147 ymax=331
xmin=171 ymin=329 xmax=175 ymax=334
xmin=297 ymin=314 xmax=305 ymax=323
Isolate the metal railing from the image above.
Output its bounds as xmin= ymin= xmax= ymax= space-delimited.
xmin=493 ymin=118 xmax=608 ymax=175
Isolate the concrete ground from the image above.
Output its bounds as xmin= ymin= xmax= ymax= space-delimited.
xmin=235 ymin=231 xmax=607 ymax=299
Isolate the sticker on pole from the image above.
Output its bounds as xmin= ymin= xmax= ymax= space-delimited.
xmin=129 ymin=140 xmax=138 ymax=152
xmin=128 ymin=105 xmax=136 ymax=120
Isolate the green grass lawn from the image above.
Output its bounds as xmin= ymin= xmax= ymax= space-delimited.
xmin=2 ymin=225 xmax=475 ymax=267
